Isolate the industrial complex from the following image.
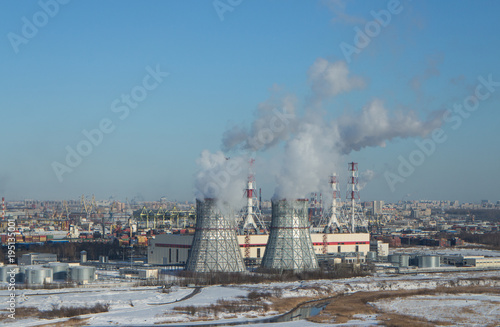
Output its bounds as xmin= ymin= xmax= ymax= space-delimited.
xmin=1 ymin=162 xmax=500 ymax=289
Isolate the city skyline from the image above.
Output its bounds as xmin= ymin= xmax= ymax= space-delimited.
xmin=1 ymin=1 xmax=499 ymax=203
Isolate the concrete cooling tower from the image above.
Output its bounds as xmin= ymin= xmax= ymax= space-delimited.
xmin=186 ymin=198 xmax=246 ymax=273
xmin=261 ymin=199 xmax=319 ymax=271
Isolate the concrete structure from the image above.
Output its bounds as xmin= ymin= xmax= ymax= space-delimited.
xmin=185 ymin=199 xmax=245 ymax=273
xmin=261 ymin=199 xmax=319 ymax=271
xmin=18 ymin=253 xmax=57 ymax=265
xmin=148 ymin=232 xmax=370 ymax=265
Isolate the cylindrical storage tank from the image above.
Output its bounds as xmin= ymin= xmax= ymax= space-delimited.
xmin=261 ymin=199 xmax=319 ymax=272
xmin=25 ymin=266 xmax=53 ymax=285
xmin=186 ymin=198 xmax=245 ymax=273
xmin=388 ymin=254 xmax=400 ymax=265
xmin=418 ymin=255 xmax=440 ymax=268
xmin=80 ymin=251 xmax=87 ymax=264
xmin=366 ymin=251 xmax=377 ymax=261
xmin=0 ymin=266 xmax=19 ymax=282
xmin=69 ymin=266 xmax=96 ymax=283
xmin=44 ymin=263 xmax=69 ymax=280
xmin=399 ymin=255 xmax=410 ymax=267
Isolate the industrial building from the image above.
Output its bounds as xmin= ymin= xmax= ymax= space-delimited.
xmin=463 ymin=256 xmax=500 ymax=268
xmin=18 ymin=253 xmax=57 ymax=265
xmin=148 ymin=232 xmax=370 ymax=266
xmin=442 ymin=255 xmax=500 ymax=268
xmin=119 ymin=267 xmax=159 ymax=279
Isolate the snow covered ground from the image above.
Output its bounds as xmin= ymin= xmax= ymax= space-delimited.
xmin=373 ymin=293 xmax=500 ymax=326
xmin=0 ymin=270 xmax=498 ymax=326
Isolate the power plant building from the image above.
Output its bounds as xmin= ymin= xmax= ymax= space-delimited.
xmin=148 ymin=232 xmax=370 ymax=265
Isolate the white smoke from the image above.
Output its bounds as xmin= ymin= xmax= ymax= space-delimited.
xmin=336 ymin=99 xmax=443 ymax=154
xmin=194 ymin=150 xmax=248 ymax=216
xmin=196 ymin=57 xmax=444 ymax=202
xmin=274 ymin=114 xmax=343 ymax=200
xmin=308 ymin=58 xmax=366 ymax=104
xmin=358 ymin=169 xmax=375 ymax=190
xmin=221 ymin=93 xmax=297 ymax=152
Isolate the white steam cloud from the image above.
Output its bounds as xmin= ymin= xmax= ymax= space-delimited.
xmin=337 ymin=99 xmax=443 ymax=154
xmin=196 ymin=57 xmax=444 ymax=202
xmin=358 ymin=169 xmax=375 ymax=191
xmin=308 ymin=58 xmax=365 ymax=104
xmin=221 ymin=93 xmax=297 ymax=152
xmin=194 ymin=150 xmax=248 ymax=216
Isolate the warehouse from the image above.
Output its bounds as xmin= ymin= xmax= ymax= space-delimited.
xmin=463 ymin=256 xmax=500 ymax=268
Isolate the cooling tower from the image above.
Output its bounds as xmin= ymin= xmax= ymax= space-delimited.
xmin=186 ymin=198 xmax=246 ymax=273
xmin=261 ymin=199 xmax=319 ymax=271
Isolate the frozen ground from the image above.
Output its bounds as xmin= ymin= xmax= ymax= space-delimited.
xmin=373 ymin=293 xmax=500 ymax=326
xmin=0 ymin=270 xmax=498 ymax=326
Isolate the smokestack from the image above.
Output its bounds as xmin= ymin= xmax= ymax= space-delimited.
xmin=241 ymin=161 xmax=267 ymax=234
xmin=347 ymin=162 xmax=359 ymax=233
xmin=186 ymin=198 xmax=245 ymax=273
xmin=259 ymin=188 xmax=262 ymax=211
xmin=1 ymin=197 xmax=4 ymax=221
xmin=242 ymin=172 xmax=258 ymax=231
xmin=261 ymin=199 xmax=319 ymax=272
xmin=327 ymin=173 xmax=341 ymax=231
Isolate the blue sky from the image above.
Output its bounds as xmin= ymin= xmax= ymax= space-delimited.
xmin=0 ymin=0 xmax=499 ymax=203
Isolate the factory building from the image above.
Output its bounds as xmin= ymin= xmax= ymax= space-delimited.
xmin=19 ymin=253 xmax=57 ymax=265
xmin=148 ymin=232 xmax=370 ymax=266
xmin=463 ymin=256 xmax=500 ymax=268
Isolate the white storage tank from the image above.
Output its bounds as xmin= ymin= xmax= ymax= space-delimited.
xmin=25 ymin=266 xmax=53 ymax=285
xmin=0 ymin=266 xmax=20 ymax=282
xmin=69 ymin=266 xmax=96 ymax=284
xmin=388 ymin=254 xmax=400 ymax=265
xmin=399 ymin=254 xmax=410 ymax=267
xmin=418 ymin=255 xmax=440 ymax=268
xmin=44 ymin=263 xmax=69 ymax=280
xmin=388 ymin=254 xmax=411 ymax=267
